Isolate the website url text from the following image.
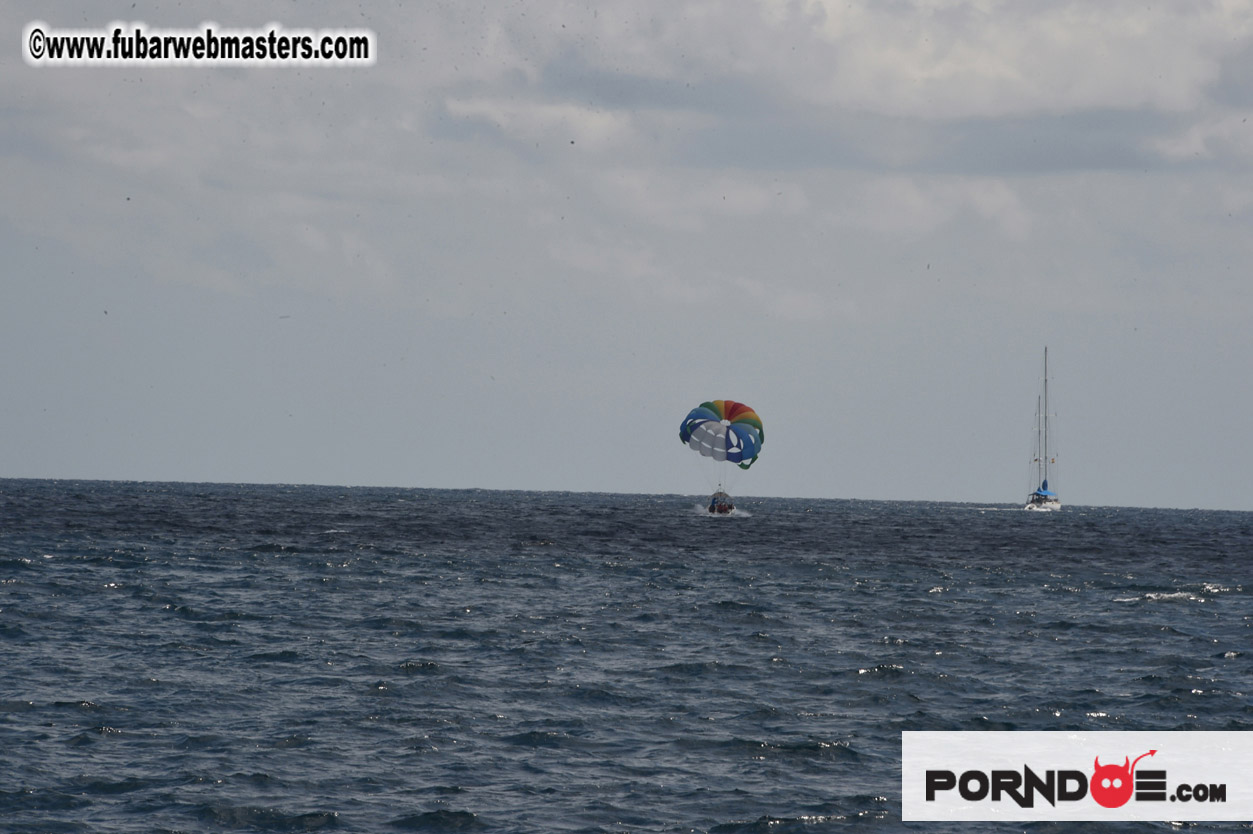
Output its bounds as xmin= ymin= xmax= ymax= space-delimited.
xmin=24 ymin=21 xmax=376 ymax=67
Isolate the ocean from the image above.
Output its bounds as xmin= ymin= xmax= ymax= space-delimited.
xmin=1 ymin=479 xmax=1249 ymax=832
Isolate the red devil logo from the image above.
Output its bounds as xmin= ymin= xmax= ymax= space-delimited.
xmin=1090 ymin=750 xmax=1156 ymax=808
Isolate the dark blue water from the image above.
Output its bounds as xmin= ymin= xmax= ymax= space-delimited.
xmin=2 ymin=480 xmax=1250 ymax=832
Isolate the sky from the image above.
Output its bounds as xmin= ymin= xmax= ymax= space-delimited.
xmin=3 ymin=1 xmax=1252 ymax=510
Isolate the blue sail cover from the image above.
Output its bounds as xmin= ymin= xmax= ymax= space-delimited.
xmin=1034 ymin=479 xmax=1056 ymax=497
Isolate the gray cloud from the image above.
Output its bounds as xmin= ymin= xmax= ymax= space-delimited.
xmin=3 ymin=0 xmax=1252 ymax=508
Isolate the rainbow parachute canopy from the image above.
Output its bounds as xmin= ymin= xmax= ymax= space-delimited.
xmin=678 ymin=400 xmax=764 ymax=470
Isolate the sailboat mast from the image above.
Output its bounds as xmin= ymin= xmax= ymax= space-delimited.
xmin=1035 ymin=395 xmax=1043 ymax=486
xmin=1042 ymin=347 xmax=1049 ymax=485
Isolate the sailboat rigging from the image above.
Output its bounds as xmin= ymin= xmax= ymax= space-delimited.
xmin=1024 ymin=347 xmax=1061 ymax=511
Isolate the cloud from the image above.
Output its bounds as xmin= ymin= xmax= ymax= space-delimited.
xmin=4 ymin=0 xmax=1253 ymax=506
xmin=417 ymin=0 xmax=1248 ymax=121
xmin=1149 ymin=113 xmax=1253 ymax=161
xmin=444 ymin=95 xmax=662 ymax=157
xmin=416 ymin=0 xmax=1253 ymax=180
xmin=823 ymin=175 xmax=1029 ymax=239
xmin=589 ymin=167 xmax=808 ymax=232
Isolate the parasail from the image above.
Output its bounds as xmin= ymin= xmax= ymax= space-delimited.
xmin=679 ymin=400 xmax=764 ymax=470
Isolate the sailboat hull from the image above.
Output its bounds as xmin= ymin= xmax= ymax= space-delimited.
xmin=1024 ymin=498 xmax=1061 ymax=512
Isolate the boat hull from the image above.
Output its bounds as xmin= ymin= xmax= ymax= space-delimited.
xmin=708 ymin=491 xmax=734 ymax=514
xmin=1024 ymin=498 xmax=1061 ymax=512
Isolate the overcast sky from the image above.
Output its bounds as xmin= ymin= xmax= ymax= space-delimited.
xmin=3 ymin=1 xmax=1252 ymax=509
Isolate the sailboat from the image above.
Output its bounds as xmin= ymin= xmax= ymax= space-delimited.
xmin=1024 ymin=347 xmax=1061 ymax=511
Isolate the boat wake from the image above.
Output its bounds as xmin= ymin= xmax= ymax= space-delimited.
xmin=692 ymin=504 xmax=751 ymax=517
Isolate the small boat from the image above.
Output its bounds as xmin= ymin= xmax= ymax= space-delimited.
xmin=708 ymin=490 xmax=734 ymax=514
xmin=1025 ymin=347 xmax=1061 ymax=511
